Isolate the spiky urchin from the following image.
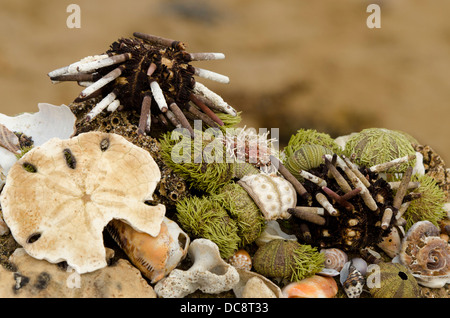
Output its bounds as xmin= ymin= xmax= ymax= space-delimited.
xmin=48 ymin=32 xmax=237 ymax=136
xmin=287 ymin=153 xmax=419 ymax=253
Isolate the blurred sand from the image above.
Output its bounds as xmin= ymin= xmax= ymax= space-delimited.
xmin=0 ymin=0 xmax=449 ymax=161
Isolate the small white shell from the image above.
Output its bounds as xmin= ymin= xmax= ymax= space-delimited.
xmin=255 ymin=220 xmax=297 ymax=246
xmin=238 ymin=173 xmax=296 ymax=220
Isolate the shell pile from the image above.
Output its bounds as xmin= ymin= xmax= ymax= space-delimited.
xmin=0 ymin=32 xmax=449 ymax=299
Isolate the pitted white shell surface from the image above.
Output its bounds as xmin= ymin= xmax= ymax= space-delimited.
xmin=238 ymin=173 xmax=296 ymax=220
xmin=0 ymin=131 xmax=165 ymax=274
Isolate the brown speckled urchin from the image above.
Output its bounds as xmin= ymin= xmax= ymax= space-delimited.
xmin=282 ymin=153 xmax=419 ymax=253
xmin=48 ymin=32 xmax=236 ymax=137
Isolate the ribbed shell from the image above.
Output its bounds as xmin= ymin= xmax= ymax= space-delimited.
xmin=321 ymin=248 xmax=348 ymax=272
xmin=284 ymin=144 xmax=333 ymax=179
xmin=369 ymin=262 xmax=420 ymax=298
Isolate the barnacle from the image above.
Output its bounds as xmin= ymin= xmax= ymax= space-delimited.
xmin=48 ymin=32 xmax=236 ymax=137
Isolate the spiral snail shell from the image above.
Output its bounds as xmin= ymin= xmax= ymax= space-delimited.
xmin=399 ymin=220 xmax=450 ymax=288
xmin=320 ymin=248 xmax=348 ymax=272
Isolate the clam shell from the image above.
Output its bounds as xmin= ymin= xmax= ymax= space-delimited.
xmin=281 ymin=275 xmax=338 ymax=298
xmin=320 ymin=248 xmax=348 ymax=272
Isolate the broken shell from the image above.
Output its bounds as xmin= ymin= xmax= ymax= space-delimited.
xmin=238 ymin=173 xmax=296 ymax=220
xmin=342 ymin=264 xmax=365 ymax=298
xmin=377 ymin=225 xmax=404 ymax=258
xmin=233 ymin=268 xmax=283 ymax=298
xmin=0 ymin=132 xmax=165 ymax=274
xmin=154 ymin=238 xmax=240 ymax=298
xmin=399 ymin=220 xmax=450 ymax=288
xmin=228 ymin=249 xmax=252 ymax=271
xmin=281 ymin=275 xmax=338 ymax=298
xmin=0 ymin=103 xmax=76 ymax=174
xmin=320 ymin=248 xmax=348 ymax=272
xmin=107 ymin=217 xmax=190 ymax=283
xmin=368 ymin=262 xmax=420 ymax=298
xmin=255 ymin=220 xmax=297 ymax=246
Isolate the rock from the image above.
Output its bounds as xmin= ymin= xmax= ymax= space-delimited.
xmin=0 ymin=248 xmax=156 ymax=298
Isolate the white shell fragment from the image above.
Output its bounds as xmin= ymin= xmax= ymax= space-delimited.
xmin=154 ymin=239 xmax=240 ymax=298
xmin=0 ymin=132 xmax=166 ymax=274
xmin=0 ymin=103 xmax=76 ymax=174
xmin=238 ymin=173 xmax=297 ymax=220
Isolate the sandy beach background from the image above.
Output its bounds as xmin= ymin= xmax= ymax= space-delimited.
xmin=0 ymin=0 xmax=449 ymax=162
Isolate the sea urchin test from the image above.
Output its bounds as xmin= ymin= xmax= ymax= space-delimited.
xmin=0 ymin=131 xmax=166 ymax=274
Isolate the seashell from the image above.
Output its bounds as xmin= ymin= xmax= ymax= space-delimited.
xmin=281 ymin=275 xmax=338 ymax=298
xmin=154 ymin=238 xmax=240 ymax=298
xmin=0 ymin=103 xmax=76 ymax=175
xmin=255 ymin=220 xmax=297 ymax=246
xmin=253 ymin=239 xmax=324 ymax=281
xmin=234 ymin=268 xmax=283 ymax=298
xmin=228 ymin=249 xmax=252 ymax=271
xmin=320 ymin=248 xmax=348 ymax=272
xmin=108 ymin=217 xmax=190 ymax=284
xmin=399 ymin=220 xmax=450 ymax=288
xmin=238 ymin=173 xmax=296 ymax=220
xmin=377 ymin=225 xmax=403 ymax=258
xmin=368 ymin=262 xmax=420 ymax=298
xmin=342 ymin=264 xmax=365 ymax=298
xmin=284 ymin=144 xmax=333 ymax=179
xmin=317 ymin=268 xmax=340 ymax=277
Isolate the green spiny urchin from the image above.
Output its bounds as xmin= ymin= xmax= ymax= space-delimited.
xmin=214 ymin=182 xmax=266 ymax=246
xmin=159 ymin=129 xmax=234 ymax=193
xmin=284 ymin=128 xmax=342 ymax=159
xmin=253 ymin=239 xmax=325 ymax=282
xmin=403 ymin=174 xmax=447 ymax=230
xmin=176 ymin=195 xmax=240 ymax=259
xmin=343 ymin=128 xmax=417 ymax=174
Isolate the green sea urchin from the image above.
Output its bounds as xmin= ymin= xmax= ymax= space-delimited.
xmin=343 ymin=128 xmax=417 ymax=174
xmin=252 ymin=239 xmax=324 ymax=282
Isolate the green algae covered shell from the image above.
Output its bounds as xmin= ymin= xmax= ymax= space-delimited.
xmin=368 ymin=262 xmax=420 ymax=298
xmin=253 ymin=239 xmax=324 ymax=281
xmin=343 ymin=128 xmax=417 ymax=173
